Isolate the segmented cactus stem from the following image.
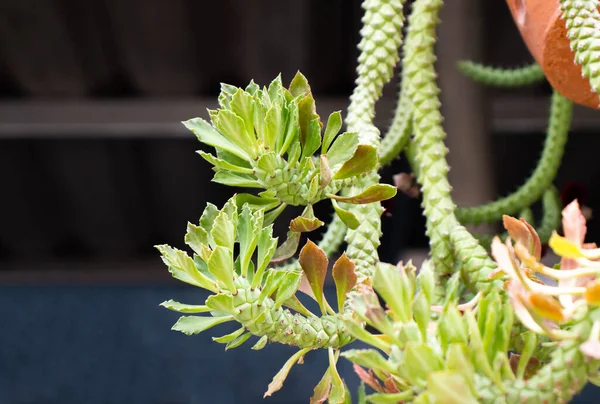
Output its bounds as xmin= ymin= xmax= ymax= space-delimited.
xmin=457 ymin=61 xmax=546 ymax=88
xmin=456 ymin=91 xmax=572 ymax=225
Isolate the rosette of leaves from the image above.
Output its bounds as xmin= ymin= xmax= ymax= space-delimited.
xmin=183 ymin=72 xmax=396 ymax=231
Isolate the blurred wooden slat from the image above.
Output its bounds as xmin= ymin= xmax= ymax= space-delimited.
xmin=0 ymin=0 xmax=88 ymax=96
xmin=106 ymin=0 xmax=201 ymax=95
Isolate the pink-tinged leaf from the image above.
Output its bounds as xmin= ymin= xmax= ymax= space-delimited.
xmin=298 ymin=239 xmax=329 ymax=313
xmin=490 ymin=237 xmax=522 ymax=283
xmin=290 ymin=216 xmax=324 ymax=233
xmin=270 ymin=232 xmax=301 ymax=264
xmin=332 ymin=253 xmax=358 ymax=312
xmin=319 ymin=155 xmax=332 ymax=189
xmin=264 ymin=348 xmax=311 ymax=398
xmin=502 ymin=215 xmax=541 ymax=260
xmin=332 ymin=145 xmax=378 ymax=180
xmin=562 ymin=200 xmax=587 ymax=245
xmin=506 ymin=282 xmax=545 ymax=334
xmin=352 ymin=364 xmax=384 ymax=393
xmin=298 ymin=273 xmax=318 ymax=301
xmin=328 ymin=184 xmax=397 ymax=205
xmin=393 ymin=172 xmax=420 ymax=199
xmin=310 ymin=368 xmax=332 ymax=404
xmin=384 ymin=377 xmax=400 ymax=393
xmin=580 ymin=340 xmax=600 ymax=360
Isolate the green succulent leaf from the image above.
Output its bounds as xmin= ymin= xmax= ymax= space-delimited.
xmin=183 ymin=117 xmax=248 ymax=161
xmin=212 ymin=327 xmax=245 ymax=344
xmin=402 ymin=342 xmax=443 ymax=386
xmin=205 ymin=294 xmax=235 ymax=315
xmin=332 ymin=145 xmax=378 ymax=180
xmin=290 ymin=215 xmax=324 ymax=233
xmin=251 ymin=335 xmax=269 ymax=350
xmin=253 ymin=225 xmax=278 ymax=289
xmin=289 ymin=71 xmax=311 ymax=98
xmin=298 ymin=94 xmax=318 ymax=148
xmin=438 ymin=305 xmax=468 ymax=352
xmin=326 ymin=132 xmax=359 ymax=169
xmin=237 ymin=205 xmax=259 ymax=277
xmin=412 ymin=292 xmax=431 ymax=341
xmin=446 ymin=343 xmax=476 ymax=396
xmin=328 ymin=184 xmax=397 ymax=204
xmin=274 ymin=270 xmax=303 ymax=309
xmin=198 ymin=151 xmax=254 ymax=174
xmin=416 ymin=260 xmax=435 ymax=305
xmin=340 ymin=317 xmax=390 ymax=353
xmin=213 ymin=171 xmax=262 ymax=188
xmin=215 ymin=110 xmax=257 ymax=158
xmin=310 ymin=367 xmax=332 ymax=404
xmin=207 ymin=246 xmax=236 ymax=293
xmin=427 ymin=371 xmax=479 ymax=404
xmin=160 ymin=300 xmax=210 ymax=313
xmin=156 ymin=245 xmax=218 ymax=292
xmin=322 ymin=111 xmax=343 ymax=153
xmin=264 ymin=203 xmax=287 ymax=226
xmin=230 ymin=89 xmax=256 ymax=140
xmin=366 ymin=392 xmax=415 ymax=403
xmin=331 ymin=200 xmax=360 ymax=230
xmin=302 ymin=118 xmax=322 ymax=159
xmin=373 ymin=263 xmax=411 ymax=323
xmin=328 ymin=349 xmax=346 ymax=404
xmin=281 ymin=295 xmax=314 ymax=317
xmin=184 ymin=222 xmax=209 ymax=256
xmin=235 ymin=194 xmax=280 ymax=212
xmin=210 ymin=211 xmax=235 ymax=251
xmin=341 ymin=349 xmax=396 ymax=374
xmin=264 ymin=348 xmax=311 ymax=398
xmin=332 ymin=253 xmax=358 ymax=312
xmin=171 ymin=315 xmax=233 ymax=336
xmin=225 ymin=332 xmax=252 ymax=350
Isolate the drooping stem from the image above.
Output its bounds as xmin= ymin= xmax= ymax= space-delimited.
xmin=457 ymin=61 xmax=546 ymax=88
xmin=343 ymin=0 xmax=406 ymax=279
xmin=456 ymin=91 xmax=572 ymax=225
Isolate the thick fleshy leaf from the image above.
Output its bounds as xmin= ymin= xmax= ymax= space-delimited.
xmin=210 ymin=211 xmax=235 ymax=251
xmin=258 ymin=270 xmax=288 ymax=303
xmin=225 ymin=332 xmax=252 ymax=350
xmin=366 ymin=392 xmax=415 ymax=403
xmin=264 ymin=348 xmax=311 ymax=398
xmin=298 ymin=239 xmax=329 ymax=313
xmin=237 ymin=205 xmax=257 ymax=277
xmin=213 ymin=171 xmax=262 ymax=188
xmin=341 ymin=349 xmax=395 ymax=374
xmin=438 ymin=305 xmax=468 ymax=352
xmin=215 ymin=109 xmax=257 ymax=158
xmin=160 ymin=300 xmax=210 ymax=313
xmin=427 ymin=371 xmax=479 ymax=404
xmin=205 ymin=294 xmax=235 ymax=314
xmin=281 ymin=295 xmax=314 ymax=317
xmin=198 ymin=151 xmax=255 ymax=174
xmin=185 ymin=222 xmax=209 ymax=256
xmin=328 ymin=349 xmax=346 ymax=404
xmin=253 ymin=225 xmax=279 ymax=289
xmin=156 ymin=245 xmax=218 ymax=292
xmin=256 ymin=152 xmax=280 ymax=176
xmin=412 ymin=292 xmax=431 ymax=340
xmin=264 ymin=203 xmax=287 ymax=226
xmin=263 ymin=105 xmax=282 ymax=150
xmin=326 ymin=132 xmax=359 ymax=169
xmin=208 ymin=246 xmax=236 ymax=292
xmin=230 ymin=89 xmax=256 ymax=140
xmin=322 ymin=111 xmax=342 ymax=153
xmin=213 ymin=327 xmax=245 ymax=344
xmin=332 ymin=253 xmax=357 ymax=312
xmin=373 ymin=263 xmax=411 ymax=323
xmin=310 ymin=367 xmax=333 ymax=404
xmin=251 ymin=335 xmax=269 ymax=351
xmin=171 ymin=315 xmax=233 ymax=336
xmin=503 ymin=215 xmax=542 ymax=260
xmin=298 ymin=94 xmax=318 ymax=147
xmin=274 ymin=270 xmax=303 ymax=308
xmin=402 ymin=342 xmax=443 ymax=385
xmin=319 ymin=155 xmax=332 ymax=189
xmin=340 ymin=317 xmax=391 ymax=353
xmin=279 ymin=104 xmax=298 ymax=155
xmin=446 ymin=344 xmax=476 ymax=395
xmin=270 ymin=231 xmax=301 ymax=264
xmin=332 ymin=145 xmax=378 ymax=180
xmin=331 ymin=200 xmax=360 ymax=230
xmin=235 ymin=193 xmax=280 ymax=212
xmin=183 ymin=118 xmax=248 ymax=160
xmin=302 ymin=118 xmax=322 ymax=159
xmin=200 ymin=203 xmax=219 ymax=235
xmin=328 ymin=184 xmax=397 ymax=205
xmin=290 ymin=215 xmax=324 ymax=233
xmin=289 ymin=71 xmax=311 ymax=98
xmin=417 ymin=260 xmax=435 ymax=305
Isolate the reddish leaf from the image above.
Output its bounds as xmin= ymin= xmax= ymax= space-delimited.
xmin=298 ymin=239 xmax=329 ymax=313
xmin=352 ymin=364 xmax=384 ymax=393
xmin=332 ymin=253 xmax=358 ymax=312
xmin=332 ymin=145 xmax=378 ymax=180
xmin=384 ymin=377 xmax=400 ymax=393
xmin=319 ymin=155 xmax=332 ymax=189
xmin=270 ymin=232 xmax=301 ymax=264
xmin=502 ymin=215 xmax=542 ymax=260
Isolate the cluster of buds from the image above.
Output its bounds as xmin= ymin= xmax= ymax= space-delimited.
xmin=491 ymin=200 xmax=600 ymax=359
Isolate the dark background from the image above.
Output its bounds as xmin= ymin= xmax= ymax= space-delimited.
xmin=0 ymin=1 xmax=599 ymax=403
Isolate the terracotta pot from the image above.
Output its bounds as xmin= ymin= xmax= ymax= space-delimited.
xmin=506 ymin=0 xmax=599 ymax=109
